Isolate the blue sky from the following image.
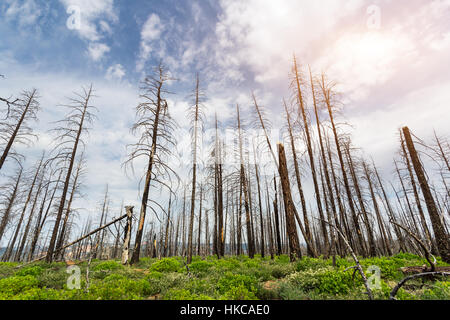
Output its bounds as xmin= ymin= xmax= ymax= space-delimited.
xmin=1 ymin=0 xmax=450 ymax=243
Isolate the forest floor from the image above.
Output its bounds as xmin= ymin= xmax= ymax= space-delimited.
xmin=0 ymin=253 xmax=449 ymax=300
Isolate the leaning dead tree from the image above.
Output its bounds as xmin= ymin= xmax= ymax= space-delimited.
xmin=124 ymin=63 xmax=177 ymax=264
xmin=46 ymin=85 xmax=97 ymax=263
xmin=0 ymin=89 xmax=40 ymax=171
xmin=18 ymin=208 xmax=132 ymax=266
xmin=402 ymin=127 xmax=450 ymax=263
xmin=0 ymin=165 xmax=23 ymax=243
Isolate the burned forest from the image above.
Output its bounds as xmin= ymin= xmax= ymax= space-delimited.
xmin=0 ymin=1 xmax=449 ymax=304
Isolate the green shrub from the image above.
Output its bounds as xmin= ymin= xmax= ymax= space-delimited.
xmin=217 ymin=272 xmax=258 ymax=295
xmin=287 ymin=267 xmax=359 ymax=295
xmin=295 ymin=257 xmax=329 ymax=272
xmin=145 ymin=272 xmax=189 ymax=296
xmin=189 ymin=260 xmax=214 ymax=275
xmin=274 ymin=255 xmax=290 ymax=264
xmin=0 ymin=275 xmax=39 ymax=299
xmin=0 ymin=262 xmax=16 ymax=279
xmin=221 ymin=284 xmax=258 ymax=300
xmin=15 ymin=266 xmax=44 ymax=277
xmin=150 ymin=258 xmax=181 ymax=273
xmin=420 ymin=281 xmax=450 ymax=300
xmin=270 ymin=264 xmax=295 ymax=279
xmin=163 ymin=288 xmax=213 ymax=300
xmin=82 ymin=274 xmax=151 ymax=300
xmin=10 ymin=287 xmax=67 ymax=300
xmin=277 ymin=282 xmax=310 ymax=300
xmin=243 ymin=259 xmax=260 ymax=269
xmin=37 ymin=269 xmax=68 ymax=289
xmin=93 ymin=261 xmax=124 ymax=272
xmin=361 ymin=258 xmax=400 ymax=280
xmin=213 ymin=258 xmax=241 ymax=271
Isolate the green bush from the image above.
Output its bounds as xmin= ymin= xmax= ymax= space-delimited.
xmin=93 ymin=261 xmax=124 ymax=272
xmin=81 ymin=274 xmax=151 ymax=300
xmin=189 ymin=260 xmax=214 ymax=275
xmin=287 ymin=267 xmax=359 ymax=295
xmin=37 ymin=268 xmax=68 ymax=289
xmin=295 ymin=257 xmax=329 ymax=272
xmin=163 ymin=288 xmax=213 ymax=300
xmin=150 ymin=258 xmax=181 ymax=273
xmin=15 ymin=266 xmax=44 ymax=277
xmin=10 ymin=287 xmax=67 ymax=300
xmin=361 ymin=257 xmax=401 ymax=280
xmin=217 ymin=272 xmax=258 ymax=296
xmin=420 ymin=281 xmax=450 ymax=300
xmin=221 ymin=284 xmax=258 ymax=300
xmin=277 ymin=282 xmax=310 ymax=300
xmin=213 ymin=258 xmax=241 ymax=271
xmin=0 ymin=262 xmax=16 ymax=279
xmin=0 ymin=275 xmax=39 ymax=299
xmin=270 ymin=264 xmax=295 ymax=279
xmin=274 ymin=255 xmax=290 ymax=264
xmin=145 ymin=272 xmax=189 ymax=296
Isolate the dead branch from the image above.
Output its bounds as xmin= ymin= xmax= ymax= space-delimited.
xmin=390 ymin=272 xmax=449 ymax=300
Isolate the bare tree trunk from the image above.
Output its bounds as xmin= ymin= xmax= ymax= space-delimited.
xmin=344 ymin=143 xmax=377 ymax=257
xmin=283 ymin=100 xmax=316 ymax=257
xmin=0 ymin=168 xmax=22 ymax=242
xmin=3 ymin=157 xmax=42 ymax=261
xmin=277 ymin=143 xmax=302 ymax=261
xmin=292 ymin=58 xmax=329 ymax=255
xmin=363 ymin=161 xmax=392 ymax=256
xmin=122 ymin=207 xmax=133 ymax=265
xmin=56 ymin=155 xmax=84 ymax=259
xmin=402 ymin=127 xmax=450 ymax=263
xmin=47 ymin=86 xmax=93 ymax=263
xmin=0 ymin=90 xmax=38 ymax=171
xmin=400 ymin=132 xmax=436 ymax=254
xmin=320 ymin=75 xmax=366 ymax=257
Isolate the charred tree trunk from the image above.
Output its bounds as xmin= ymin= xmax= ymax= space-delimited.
xmin=277 ymin=143 xmax=302 ymax=261
xmin=402 ymin=127 xmax=450 ymax=263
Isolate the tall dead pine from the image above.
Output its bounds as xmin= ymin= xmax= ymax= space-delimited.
xmin=402 ymin=127 xmax=450 ymax=263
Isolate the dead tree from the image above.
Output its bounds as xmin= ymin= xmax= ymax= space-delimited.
xmin=122 ymin=206 xmax=133 ymax=265
xmin=343 ymin=142 xmax=377 ymax=257
xmin=402 ymin=126 xmax=450 ymax=263
xmin=236 ymin=104 xmax=255 ymax=258
xmin=291 ymin=57 xmax=329 ymax=255
xmin=0 ymin=166 xmax=23 ymax=242
xmin=319 ymin=73 xmax=366 ymax=257
xmin=362 ymin=161 xmax=392 ymax=256
xmin=46 ymin=85 xmax=96 ymax=262
xmin=277 ymin=143 xmax=302 ymax=261
xmin=2 ymin=155 xmax=43 ymax=261
xmin=282 ymin=100 xmax=316 ymax=257
xmin=27 ymin=168 xmax=63 ymax=261
xmin=187 ymin=73 xmax=205 ymax=264
xmin=124 ymin=63 xmax=177 ymax=264
xmin=0 ymin=89 xmax=39 ymax=171
xmin=56 ymin=152 xmax=85 ymax=260
xmin=399 ymin=131 xmax=436 ymax=254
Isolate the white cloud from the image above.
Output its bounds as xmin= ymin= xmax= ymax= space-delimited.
xmin=59 ymin=0 xmax=118 ymax=42
xmin=4 ymin=0 xmax=42 ymax=27
xmin=60 ymin=0 xmax=118 ymax=62
xmin=87 ymin=42 xmax=110 ymax=61
xmin=137 ymin=13 xmax=164 ymax=72
xmin=105 ymin=63 xmax=126 ymax=80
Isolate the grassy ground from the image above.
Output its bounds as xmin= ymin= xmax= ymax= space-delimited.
xmin=0 ymin=253 xmax=448 ymax=300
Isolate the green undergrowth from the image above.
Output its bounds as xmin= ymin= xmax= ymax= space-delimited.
xmin=0 ymin=253 xmax=448 ymax=300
